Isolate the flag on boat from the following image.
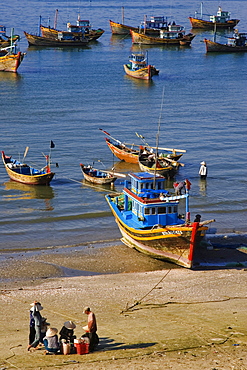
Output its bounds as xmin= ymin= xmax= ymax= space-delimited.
xmin=50 ymin=140 xmax=55 ymax=148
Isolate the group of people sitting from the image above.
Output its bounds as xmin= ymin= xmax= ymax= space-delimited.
xmin=27 ymin=301 xmax=98 ymax=355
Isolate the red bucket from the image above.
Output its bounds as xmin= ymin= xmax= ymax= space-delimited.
xmin=74 ymin=342 xmax=89 ymax=355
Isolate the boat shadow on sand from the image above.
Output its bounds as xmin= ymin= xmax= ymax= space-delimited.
xmin=193 ymin=234 xmax=247 ymax=269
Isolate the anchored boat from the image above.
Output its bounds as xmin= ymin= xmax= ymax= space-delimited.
xmin=106 ymin=172 xmax=214 ymax=268
xmin=204 ymin=31 xmax=247 ymax=52
xmin=123 ymin=51 xmax=159 ymax=80
xmin=0 ymin=44 xmax=25 ymax=73
xmin=1 ymin=151 xmax=55 ymax=185
xmin=189 ymin=4 xmax=239 ymax=29
xmin=80 ymin=164 xmax=117 ymax=185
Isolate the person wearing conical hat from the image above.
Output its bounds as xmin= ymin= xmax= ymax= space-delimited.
xmin=199 ymin=161 xmax=207 ymax=180
xmin=59 ymin=321 xmax=76 ymax=343
xmin=43 ymin=328 xmax=60 ymax=354
xmin=27 ymin=301 xmax=43 ymax=351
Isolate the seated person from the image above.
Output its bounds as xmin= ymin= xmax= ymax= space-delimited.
xmin=59 ymin=321 xmax=76 ymax=343
xmin=43 ymin=328 xmax=60 ymax=354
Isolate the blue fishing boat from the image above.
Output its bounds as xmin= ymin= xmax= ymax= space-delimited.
xmin=105 ymin=172 xmax=215 ymax=268
xmin=123 ymin=51 xmax=159 ymax=80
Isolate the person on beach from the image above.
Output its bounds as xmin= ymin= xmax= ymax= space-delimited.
xmin=59 ymin=321 xmax=76 ymax=343
xmin=199 ymin=161 xmax=207 ymax=179
xmin=82 ymin=307 xmax=99 ymax=352
xmin=27 ymin=301 xmax=43 ymax=351
xmin=43 ymin=328 xmax=60 ymax=355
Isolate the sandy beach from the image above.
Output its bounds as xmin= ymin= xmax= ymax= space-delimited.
xmin=0 ymin=234 xmax=247 ymax=369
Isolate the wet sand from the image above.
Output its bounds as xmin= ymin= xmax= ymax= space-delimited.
xmin=0 ymin=234 xmax=247 ymax=369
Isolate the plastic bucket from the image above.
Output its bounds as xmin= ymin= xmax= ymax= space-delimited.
xmin=74 ymin=342 xmax=89 ymax=355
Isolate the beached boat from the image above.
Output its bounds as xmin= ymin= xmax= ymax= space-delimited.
xmin=24 ymin=30 xmax=89 ymax=47
xmin=0 ymin=45 xmax=25 ymax=72
xmin=189 ymin=4 xmax=239 ymax=29
xmin=105 ymin=172 xmax=214 ymax=268
xmin=204 ymin=31 xmax=247 ymax=52
xmin=0 ymin=25 xmax=19 ymax=48
xmin=1 ymin=151 xmax=55 ymax=185
xmin=80 ymin=164 xmax=117 ymax=185
xmin=130 ymin=25 xmax=195 ymax=45
xmin=100 ymin=130 xmax=185 ymax=164
xmin=40 ymin=16 xmax=104 ymax=42
xmin=138 ymin=152 xmax=181 ymax=178
xmin=123 ymin=51 xmax=159 ymax=80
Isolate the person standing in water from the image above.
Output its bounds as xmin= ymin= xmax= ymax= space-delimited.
xmin=199 ymin=161 xmax=207 ymax=180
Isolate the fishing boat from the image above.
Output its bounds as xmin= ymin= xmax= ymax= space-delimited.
xmin=123 ymin=51 xmax=159 ymax=80
xmin=130 ymin=25 xmax=195 ymax=46
xmin=105 ymin=172 xmax=215 ymax=268
xmin=189 ymin=4 xmax=239 ymax=29
xmin=100 ymin=129 xmax=185 ymax=164
xmin=204 ymin=31 xmax=247 ymax=52
xmin=80 ymin=164 xmax=117 ymax=185
xmin=0 ymin=25 xmax=19 ymax=48
xmin=0 ymin=44 xmax=25 ymax=73
xmin=1 ymin=151 xmax=55 ymax=185
xmin=40 ymin=15 xmax=104 ymax=41
xmin=24 ymin=30 xmax=89 ymax=47
xmin=138 ymin=151 xmax=182 ymax=179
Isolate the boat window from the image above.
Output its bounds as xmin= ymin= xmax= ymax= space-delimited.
xmin=174 ymin=206 xmax=178 ymax=213
xmin=144 ymin=208 xmax=150 ymax=215
xmin=151 ymin=207 xmax=156 ymax=215
xmin=158 ymin=207 xmax=166 ymax=214
xmin=140 ymin=183 xmax=144 ymax=190
xmin=168 ymin=206 xmax=172 ymax=213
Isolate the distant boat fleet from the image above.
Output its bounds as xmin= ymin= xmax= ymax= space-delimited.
xmin=0 ymin=4 xmax=246 ymax=73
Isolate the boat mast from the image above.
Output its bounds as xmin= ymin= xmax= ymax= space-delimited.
xmin=122 ymin=6 xmax=124 ymax=24
xmin=153 ymin=88 xmax=165 ymax=188
xmin=54 ymin=9 xmax=58 ymax=29
xmin=200 ymin=2 xmax=203 ymax=19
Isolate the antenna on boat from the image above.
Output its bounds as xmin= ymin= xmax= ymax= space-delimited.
xmin=23 ymin=146 xmax=29 ymax=162
xmin=153 ymin=87 xmax=165 ymax=188
xmin=54 ymin=9 xmax=58 ymax=29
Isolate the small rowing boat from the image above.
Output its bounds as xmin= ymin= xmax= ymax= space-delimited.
xmin=2 ymin=151 xmax=55 ymax=185
xmin=80 ymin=164 xmax=117 ymax=185
xmin=105 ymin=172 xmax=215 ymax=268
xmin=138 ymin=151 xmax=182 ymax=179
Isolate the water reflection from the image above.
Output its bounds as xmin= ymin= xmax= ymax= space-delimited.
xmin=199 ymin=179 xmax=207 ymax=196
xmin=3 ymin=180 xmax=54 ymax=201
xmin=0 ymin=72 xmax=22 ymax=83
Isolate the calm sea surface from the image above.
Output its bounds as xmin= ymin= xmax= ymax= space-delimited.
xmin=0 ymin=0 xmax=246 ymax=253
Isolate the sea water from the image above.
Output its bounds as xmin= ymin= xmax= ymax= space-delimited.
xmin=0 ymin=0 xmax=246 ymax=252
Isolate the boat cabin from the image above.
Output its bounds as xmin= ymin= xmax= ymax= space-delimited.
xmin=0 ymin=25 xmax=7 ymax=40
xmin=120 ymin=172 xmax=187 ymax=228
xmin=160 ymin=24 xmax=185 ymax=39
xmin=140 ymin=16 xmax=168 ymax=30
xmin=228 ymin=32 xmax=247 ymax=47
xmin=129 ymin=52 xmax=147 ymax=69
xmin=210 ymin=7 xmax=231 ymax=23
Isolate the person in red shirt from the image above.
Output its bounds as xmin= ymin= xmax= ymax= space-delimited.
xmin=82 ymin=307 xmax=99 ymax=352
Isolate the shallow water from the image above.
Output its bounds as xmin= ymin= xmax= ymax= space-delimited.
xmin=0 ymin=0 xmax=247 ymax=252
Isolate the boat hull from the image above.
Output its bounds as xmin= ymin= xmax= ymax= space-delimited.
xmin=188 ymin=17 xmax=239 ymax=29
xmin=80 ymin=165 xmax=117 ymax=185
xmin=138 ymin=160 xmax=177 ymax=178
xmin=40 ymin=25 xmax=104 ymax=41
xmin=24 ymin=31 xmax=88 ymax=46
xmin=109 ymin=20 xmax=138 ymax=35
xmin=0 ymin=51 xmax=25 ymax=72
xmin=106 ymin=140 xmax=139 ymax=163
xmin=204 ymin=38 xmax=247 ymax=52
xmin=106 ymin=195 xmax=207 ymax=268
xmin=131 ymin=30 xmax=195 ymax=45
xmin=124 ymin=64 xmax=152 ymax=80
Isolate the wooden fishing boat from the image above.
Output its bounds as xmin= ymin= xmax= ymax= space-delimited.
xmin=100 ymin=129 xmax=185 ymax=164
xmin=105 ymin=172 xmax=215 ymax=268
xmin=0 ymin=45 xmax=25 ymax=72
xmin=0 ymin=25 xmax=19 ymax=48
xmin=130 ymin=26 xmax=195 ymax=46
xmin=24 ymin=30 xmax=89 ymax=46
xmin=204 ymin=31 xmax=247 ymax=52
xmin=40 ymin=18 xmax=104 ymax=42
xmin=189 ymin=5 xmax=239 ymax=29
xmin=123 ymin=51 xmax=159 ymax=80
xmin=80 ymin=164 xmax=117 ymax=185
xmin=1 ymin=151 xmax=55 ymax=185
xmin=138 ymin=152 xmax=181 ymax=178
